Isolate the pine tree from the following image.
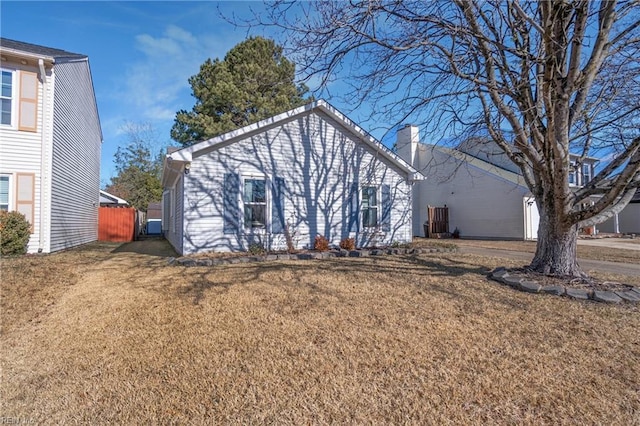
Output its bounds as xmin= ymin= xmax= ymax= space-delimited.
xmin=171 ymin=36 xmax=310 ymax=146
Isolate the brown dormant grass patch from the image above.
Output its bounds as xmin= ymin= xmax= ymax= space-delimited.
xmin=414 ymin=237 xmax=640 ymax=264
xmin=2 ymin=242 xmax=639 ymax=424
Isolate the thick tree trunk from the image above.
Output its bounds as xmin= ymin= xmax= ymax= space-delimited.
xmin=529 ymin=213 xmax=585 ymax=277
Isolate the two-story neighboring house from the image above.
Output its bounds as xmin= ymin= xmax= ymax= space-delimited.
xmin=396 ymin=127 xmax=600 ymax=240
xmin=0 ymin=38 xmax=102 ymax=253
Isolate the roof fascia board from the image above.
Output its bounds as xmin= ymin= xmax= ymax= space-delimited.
xmin=0 ymin=48 xmax=56 ymax=64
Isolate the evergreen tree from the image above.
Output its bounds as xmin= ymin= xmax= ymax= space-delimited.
xmin=171 ymin=36 xmax=310 ymax=146
xmin=105 ymin=123 xmax=164 ymax=211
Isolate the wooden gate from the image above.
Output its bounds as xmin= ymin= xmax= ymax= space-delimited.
xmin=98 ymin=207 xmax=135 ymax=242
xmin=426 ymin=205 xmax=449 ymax=238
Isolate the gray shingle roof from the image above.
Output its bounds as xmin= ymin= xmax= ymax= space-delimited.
xmin=0 ymin=38 xmax=86 ymax=59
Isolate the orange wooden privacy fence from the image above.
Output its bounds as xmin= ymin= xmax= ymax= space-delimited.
xmin=98 ymin=207 xmax=135 ymax=242
xmin=427 ymin=205 xmax=449 ymax=237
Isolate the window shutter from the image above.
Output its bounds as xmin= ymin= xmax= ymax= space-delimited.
xmin=223 ymin=172 xmax=240 ymax=234
xmin=271 ymin=177 xmax=285 ymax=234
xmin=15 ymin=173 xmax=35 ymax=226
xmin=18 ymin=71 xmax=38 ymax=132
xmin=381 ymin=184 xmax=391 ymax=232
xmin=348 ymin=182 xmax=359 ymax=232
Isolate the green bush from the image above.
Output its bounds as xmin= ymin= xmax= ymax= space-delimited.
xmin=0 ymin=211 xmax=31 ymax=255
xmin=248 ymin=242 xmax=266 ymax=256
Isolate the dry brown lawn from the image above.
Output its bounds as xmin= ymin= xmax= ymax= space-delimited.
xmin=1 ymin=241 xmax=639 ymax=424
xmin=413 ymin=237 xmax=640 ymax=264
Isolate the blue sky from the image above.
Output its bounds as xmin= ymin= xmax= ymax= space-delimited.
xmin=1 ymin=1 xmax=381 ymax=187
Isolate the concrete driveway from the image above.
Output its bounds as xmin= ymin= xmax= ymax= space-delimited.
xmin=577 ymin=238 xmax=640 ymax=251
xmin=458 ymin=245 xmax=640 ymax=277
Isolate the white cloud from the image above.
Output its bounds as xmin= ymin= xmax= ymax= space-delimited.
xmin=119 ymin=25 xmax=236 ymax=125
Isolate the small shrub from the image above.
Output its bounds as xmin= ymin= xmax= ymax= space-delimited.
xmin=248 ymin=242 xmax=266 ymax=256
xmin=314 ymin=235 xmax=330 ymax=251
xmin=284 ymin=222 xmax=298 ymax=253
xmin=0 ymin=211 xmax=31 ymax=256
xmin=339 ymin=237 xmax=355 ymax=251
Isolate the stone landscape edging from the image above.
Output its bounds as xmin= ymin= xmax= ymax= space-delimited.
xmin=489 ymin=267 xmax=640 ymax=305
xmin=169 ymin=247 xmax=457 ymax=267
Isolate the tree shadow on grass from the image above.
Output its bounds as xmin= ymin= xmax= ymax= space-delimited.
xmin=172 ymin=254 xmax=497 ymax=305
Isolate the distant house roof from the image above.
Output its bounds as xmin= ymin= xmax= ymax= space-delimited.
xmin=0 ymin=37 xmax=86 ymax=60
xmin=100 ymin=190 xmax=129 ymax=206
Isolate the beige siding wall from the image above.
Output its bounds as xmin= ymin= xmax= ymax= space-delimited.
xmin=414 ymin=147 xmax=529 ymax=239
xmin=180 ymin=110 xmax=412 ymax=254
xmin=49 ymin=59 xmax=101 ymax=252
xmin=0 ymin=62 xmax=53 ymax=253
xmin=598 ymin=203 xmax=640 ymax=234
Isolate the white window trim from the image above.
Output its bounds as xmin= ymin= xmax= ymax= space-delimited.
xmin=241 ymin=173 xmax=270 ymax=231
xmin=582 ymin=163 xmax=592 ymax=185
xmin=568 ymin=161 xmax=577 ymax=186
xmin=361 ymin=185 xmax=380 ymax=230
xmin=0 ymin=173 xmax=13 ymax=211
xmin=0 ymin=68 xmax=17 ymax=129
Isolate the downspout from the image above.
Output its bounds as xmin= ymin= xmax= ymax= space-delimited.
xmin=37 ymin=58 xmax=47 ymax=253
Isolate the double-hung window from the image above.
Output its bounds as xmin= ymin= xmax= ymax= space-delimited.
xmin=362 ymin=186 xmax=378 ymax=228
xmin=0 ymin=175 xmax=10 ymax=211
xmin=1 ymin=70 xmax=13 ymax=126
xmin=244 ymin=178 xmax=266 ymax=228
xmin=568 ymin=162 xmax=576 ymax=185
xmin=582 ymin=164 xmax=591 ymax=185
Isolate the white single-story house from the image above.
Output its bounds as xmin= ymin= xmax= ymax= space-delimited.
xmin=162 ymin=100 xmax=422 ymax=255
xmin=396 ymin=126 xmax=599 ymax=240
xmin=0 ymin=38 xmax=102 ymax=253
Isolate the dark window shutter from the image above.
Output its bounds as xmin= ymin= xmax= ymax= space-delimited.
xmin=223 ymin=172 xmax=240 ymax=234
xmin=348 ymin=182 xmax=359 ymax=232
xmin=272 ymin=177 xmax=285 ymax=234
xmin=381 ymin=184 xmax=391 ymax=232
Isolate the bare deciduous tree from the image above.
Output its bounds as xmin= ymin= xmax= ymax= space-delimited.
xmin=250 ymin=0 xmax=640 ymax=277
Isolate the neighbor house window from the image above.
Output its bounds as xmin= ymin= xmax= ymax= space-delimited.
xmin=1 ymin=70 xmax=13 ymax=126
xmin=568 ymin=162 xmax=576 ymax=185
xmin=244 ymin=178 xmax=266 ymax=228
xmin=0 ymin=175 xmax=10 ymax=211
xmin=362 ymin=186 xmax=378 ymax=228
xmin=582 ymin=163 xmax=591 ymax=185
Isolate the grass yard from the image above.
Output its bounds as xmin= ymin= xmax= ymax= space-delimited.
xmin=1 ymin=241 xmax=639 ymax=424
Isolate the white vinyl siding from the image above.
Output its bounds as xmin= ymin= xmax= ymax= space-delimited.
xmin=164 ymin=174 xmax=184 ymax=254
xmin=0 ymin=63 xmax=48 ymax=253
xmin=49 ymin=59 xmax=101 ymax=252
xmin=179 ymin=110 xmax=412 ymax=254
